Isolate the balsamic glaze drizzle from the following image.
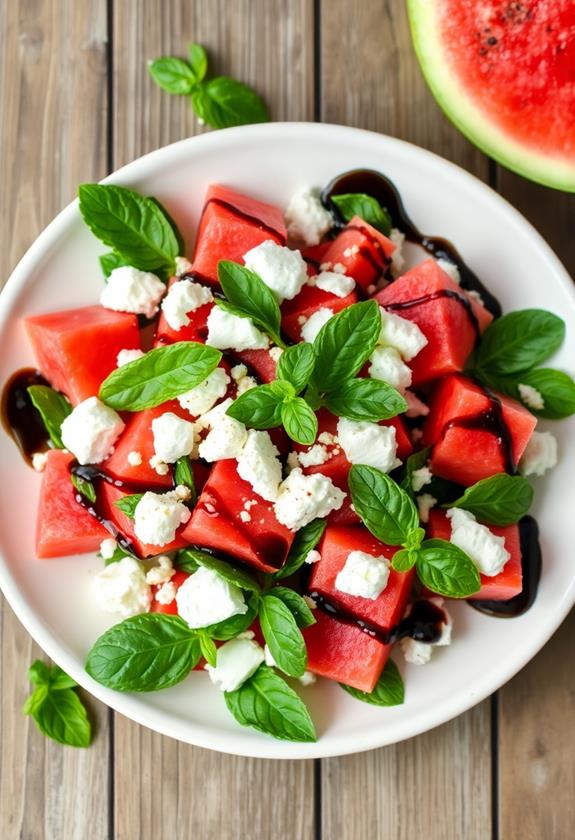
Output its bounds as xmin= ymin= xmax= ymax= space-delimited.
xmin=385 ymin=289 xmax=480 ymax=340
xmin=1 ymin=368 xmax=52 ymax=463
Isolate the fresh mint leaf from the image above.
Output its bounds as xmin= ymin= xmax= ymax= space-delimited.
xmin=188 ymin=43 xmax=208 ymax=82
xmin=174 ymin=455 xmax=197 ymax=503
xmin=349 ymin=465 xmax=419 ymax=546
xmin=340 ymin=658 xmax=404 ymax=706
xmin=99 ymin=342 xmax=221 ymax=411
xmin=113 ymin=493 xmax=144 ymax=519
xmin=281 ymin=397 xmax=318 ymax=445
xmin=271 ymin=587 xmax=316 ymax=629
xmin=78 ymin=184 xmax=180 ymax=273
xmin=148 ymin=56 xmax=197 ymax=95
xmin=277 ymin=343 xmax=315 ymax=392
xmin=226 ymin=384 xmax=283 ymax=429
xmin=47 ymin=667 xmax=78 ymax=691
xmin=259 ymin=594 xmax=307 ymax=678
xmin=475 ymin=309 xmax=565 ymax=375
xmin=331 ymin=193 xmax=392 ymax=236
xmin=202 ymin=595 xmax=259 ymax=641
xmin=85 ymin=614 xmax=201 ymax=692
xmin=99 ymin=251 xmax=131 ymax=278
xmin=482 ymin=368 xmax=575 ymax=419
xmin=191 ymin=77 xmax=269 ymax=129
xmin=416 ymin=539 xmax=481 ymax=598
xmin=27 ymin=385 xmax=71 ymax=449
xmin=28 ymin=660 xmax=51 ymax=686
xmin=24 ymin=661 xmax=91 ymax=747
xmin=217 ymin=260 xmax=283 ymax=346
xmin=391 ymin=548 xmax=418 ymax=572
xmin=71 ymin=472 xmax=97 ymax=504
xmin=197 ymin=631 xmax=218 ymax=668
xmin=448 ymin=474 xmax=533 ymax=526
xmin=311 ymin=300 xmax=381 ymax=393
xmin=190 ymin=550 xmax=261 ymax=593
xmin=224 ymin=664 xmax=316 ymax=742
xmin=275 ymin=519 xmax=326 ymax=579
xmin=100 ymin=544 xmax=135 ymax=566
xmin=324 ymin=378 xmax=407 ymax=422
xmin=400 ymin=447 xmax=431 ymax=495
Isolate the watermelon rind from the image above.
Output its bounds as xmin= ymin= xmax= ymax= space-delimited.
xmin=407 ymin=0 xmax=575 ymax=193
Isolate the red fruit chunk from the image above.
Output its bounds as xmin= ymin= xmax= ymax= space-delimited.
xmin=36 ymin=450 xmax=109 ymax=558
xmin=154 ymin=276 xmax=213 ymax=346
xmin=183 ymin=459 xmax=294 ymax=573
xmin=233 ymin=348 xmax=278 ymax=384
xmin=150 ymin=569 xmax=190 ymax=615
xmin=320 ymin=216 xmax=395 ymax=291
xmin=25 ymin=305 xmax=140 ymax=404
xmin=309 ymin=525 xmax=415 ymax=634
xmin=191 ymin=184 xmax=286 ymax=285
xmin=303 ymin=608 xmax=391 ymax=692
xmin=301 ymin=242 xmax=332 ymax=273
xmin=281 ymin=285 xmax=358 ymax=343
xmin=427 ymin=510 xmax=523 ymax=601
xmin=375 ymin=259 xmax=493 ymax=385
xmin=422 ymin=374 xmax=537 ymax=486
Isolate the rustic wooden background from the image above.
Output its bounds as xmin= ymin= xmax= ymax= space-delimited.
xmin=0 ymin=1 xmax=573 ymax=838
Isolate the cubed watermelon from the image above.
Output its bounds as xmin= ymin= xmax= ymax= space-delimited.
xmin=281 ymin=285 xmax=358 ymax=343
xmin=150 ymin=569 xmax=190 ymax=615
xmin=25 ymin=305 xmax=141 ymax=404
xmin=319 ymin=216 xmax=395 ymax=291
xmin=233 ymin=348 xmax=278 ymax=384
xmin=154 ymin=276 xmax=213 ymax=346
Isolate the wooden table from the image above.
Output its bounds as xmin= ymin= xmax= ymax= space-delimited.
xmin=0 ymin=2 xmax=573 ymax=838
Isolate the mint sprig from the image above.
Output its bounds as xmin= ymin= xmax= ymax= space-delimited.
xmin=274 ymin=519 xmax=326 ymax=579
xmin=113 ymin=493 xmax=145 ymax=519
xmin=183 ymin=548 xmax=262 ymax=594
xmin=447 ymin=474 xmax=533 ymax=526
xmin=27 ymin=385 xmax=72 ymax=449
xmin=271 ymin=587 xmax=316 ymax=629
xmin=477 ymin=368 xmax=575 ymax=420
xmin=217 ymin=260 xmax=284 ymax=347
xmin=174 ymin=455 xmax=197 ymax=503
xmin=259 ymin=594 xmax=307 ymax=678
xmin=330 ymin=193 xmax=392 ymax=236
xmin=71 ymin=472 xmax=97 ymax=504
xmin=24 ymin=661 xmax=92 ymax=748
xmin=474 ymin=309 xmax=565 ymax=375
xmin=340 ymin=658 xmax=404 ymax=706
xmin=324 ymin=377 xmax=407 ymax=422
xmin=277 ymin=343 xmax=316 ymax=392
xmin=415 ymin=540 xmax=481 ymax=598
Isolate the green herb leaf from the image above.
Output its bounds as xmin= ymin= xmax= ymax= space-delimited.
xmin=331 ymin=193 xmax=392 ymax=236
xmin=174 ymin=455 xmax=197 ymax=503
xmin=475 ymin=309 xmax=565 ymax=375
xmin=277 ymin=343 xmax=316 ymax=392
xmin=113 ymin=493 xmax=144 ymax=519
xmin=99 ymin=251 xmax=131 ymax=278
xmin=217 ymin=260 xmax=283 ymax=346
xmin=202 ymin=595 xmax=259 ymax=641
xmin=340 ymin=658 xmax=404 ymax=706
xmin=78 ymin=184 xmax=180 ymax=273
xmin=85 ymin=614 xmax=200 ymax=692
xmin=47 ymin=666 xmax=78 ymax=691
xmin=224 ymin=664 xmax=316 ymax=742
xmin=448 ymin=474 xmax=534 ymax=526
xmin=148 ymin=56 xmax=197 ymax=95
xmin=271 ymin=587 xmax=316 ymax=628
xmin=181 ymin=548 xmax=261 ymax=593
xmin=275 ymin=519 xmax=327 ymax=579
xmin=24 ymin=661 xmax=91 ymax=747
xmin=311 ymin=300 xmax=381 ymax=393
xmin=259 ymin=594 xmax=307 ymax=677
xmin=100 ymin=543 xmax=135 ymax=566
xmin=416 ymin=539 xmax=481 ymax=598
xmin=191 ymin=77 xmax=269 ymax=129
xmin=281 ymin=397 xmax=318 ymax=445
xmin=188 ymin=43 xmax=208 ymax=82
xmin=324 ymin=377 xmax=407 ymax=421
xmin=349 ymin=465 xmax=419 ymax=546
xmin=28 ymin=660 xmax=52 ymax=687
xmin=99 ymin=342 xmax=221 ymax=411
xmin=71 ymin=472 xmax=97 ymax=504
xmin=226 ymin=384 xmax=283 ymax=429
xmin=197 ymin=631 xmax=218 ymax=668
xmin=399 ymin=447 xmax=431 ymax=495
xmin=391 ymin=548 xmax=418 ymax=572
xmin=483 ymin=368 xmax=575 ymax=419
xmin=27 ymin=385 xmax=72 ymax=449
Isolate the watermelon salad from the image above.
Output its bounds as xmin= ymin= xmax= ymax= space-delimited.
xmin=2 ymin=173 xmax=574 ymax=743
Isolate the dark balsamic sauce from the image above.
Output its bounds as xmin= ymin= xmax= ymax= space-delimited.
xmin=321 ymin=168 xmax=502 ymax=317
xmin=1 ymin=368 xmax=52 ymax=463
xmin=385 ymin=289 xmax=480 ymax=340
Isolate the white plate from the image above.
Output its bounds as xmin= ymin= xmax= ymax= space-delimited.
xmin=0 ymin=123 xmax=574 ymax=759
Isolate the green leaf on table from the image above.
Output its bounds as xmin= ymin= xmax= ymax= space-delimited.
xmin=226 ymin=384 xmax=284 ymax=429
xmin=281 ymin=397 xmax=318 ymax=445
xmin=259 ymin=594 xmax=307 ymax=677
xmin=27 ymin=385 xmax=72 ymax=449
xmin=447 ymin=474 xmax=533 ymax=526
xmin=324 ymin=377 xmax=407 ymax=422
xmin=191 ymin=77 xmax=269 ymax=129
xmin=148 ymin=56 xmax=198 ymax=95
xmin=277 ymin=343 xmax=316 ymax=392
xmin=271 ymin=587 xmax=316 ymax=629
xmin=474 ymin=309 xmax=565 ymax=375
xmin=174 ymin=455 xmax=197 ymax=503
xmin=349 ymin=465 xmax=419 ymax=546
xmin=188 ymin=43 xmax=208 ymax=82
xmin=217 ymin=260 xmax=283 ymax=346
xmin=274 ymin=519 xmax=326 ymax=579
xmin=24 ymin=661 xmax=91 ymax=748
xmin=331 ymin=193 xmax=392 ymax=236
xmin=71 ymin=472 xmax=97 ymax=504
xmin=340 ymin=658 xmax=404 ymax=706
xmin=416 ymin=539 xmax=481 ymax=598
xmin=113 ymin=493 xmax=144 ymax=519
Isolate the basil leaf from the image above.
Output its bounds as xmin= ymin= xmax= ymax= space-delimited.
xmin=188 ymin=43 xmax=208 ymax=82
xmin=331 ymin=193 xmax=392 ymax=236
xmin=148 ymin=56 xmax=197 ymax=95
xmin=23 ymin=684 xmax=49 ymax=716
xmin=191 ymin=77 xmax=269 ymax=129
xmin=399 ymin=447 xmax=431 ymax=495
xmin=226 ymin=384 xmax=283 ymax=428
xmin=340 ymin=658 xmax=404 ymax=706
xmin=27 ymin=385 xmax=71 ymax=449
xmin=184 ymin=548 xmax=261 ymax=593
xmin=484 ymin=368 xmax=575 ymax=419
xmin=416 ymin=539 xmax=481 ymax=598
xmin=275 ymin=519 xmax=326 ymax=579
xmin=311 ymin=300 xmax=381 ymax=393
xmin=391 ymin=548 xmax=418 ymax=572
xmin=349 ymin=465 xmax=419 ymax=545
xmin=25 ymin=685 xmax=92 ymax=748
xmin=475 ymin=309 xmax=565 ymax=375
xmin=203 ymin=596 xmax=259 ymax=641
xmin=99 ymin=251 xmax=131 ymax=278
xmin=277 ymin=343 xmax=315 ymax=392
xmin=259 ymin=594 xmax=307 ymax=677
xmin=174 ymin=549 xmax=200 ymax=574
xmin=325 ymin=378 xmax=407 ymax=421
xmin=113 ymin=493 xmax=144 ymax=519
xmin=99 ymin=342 xmax=222 ymax=411
xmin=85 ymin=614 xmax=200 ymax=692
xmin=71 ymin=472 xmax=97 ymax=504
xmin=448 ymin=474 xmax=533 ymax=526
xmin=271 ymin=587 xmax=316 ymax=629
xmin=217 ymin=261 xmax=283 ymax=346
xmin=48 ymin=666 xmax=78 ymax=691
xmin=197 ymin=631 xmax=218 ymax=668
xmin=78 ymin=184 xmax=179 ymax=273
xmin=29 ymin=660 xmax=51 ymax=686
xmin=174 ymin=455 xmax=197 ymax=503
xmin=281 ymin=397 xmax=318 ymax=445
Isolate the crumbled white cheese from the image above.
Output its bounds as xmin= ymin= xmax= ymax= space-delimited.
xmin=284 ymin=187 xmax=333 ymax=246
xmin=447 ymin=507 xmax=510 ymax=577
xmin=519 ymin=430 xmax=558 ymax=477
xmin=93 ymin=557 xmax=151 ymax=618
xmin=177 ymin=367 xmax=230 ymax=417
xmin=417 ymin=493 xmax=437 ymax=524
xmin=264 ymin=644 xmax=276 ymax=667
xmin=176 ymin=566 xmax=248 ymax=630
xmin=335 ymin=550 xmax=390 ymax=600
xmin=230 ymin=364 xmax=248 ymax=381
xmin=389 ymin=228 xmax=406 ymax=276
xmin=269 ymin=346 xmax=284 ymax=364
xmin=343 ymin=245 xmax=359 ymax=258
xmin=206 ymin=637 xmax=265 ymax=692
xmin=206 ymin=306 xmax=269 ymax=351
xmin=236 ymin=374 xmax=257 ymax=396
xmin=312 ymin=270 xmax=355 ymax=298
xmin=305 ymin=550 xmax=321 ymax=565
xmin=116 ymin=348 xmax=144 ymax=367
xmin=99 ymin=538 xmax=118 ymax=560
xmin=467 ymin=289 xmax=485 ymax=306
xmin=236 ymin=430 xmax=282 ymax=502
xmin=31 ymin=451 xmax=48 ymax=472
xmin=368 ymin=346 xmax=412 ymax=392
xmin=299 ymin=671 xmax=317 ymax=687
xmin=400 ymin=597 xmax=453 ymax=665
xmin=149 ymin=455 xmax=170 ymax=476
xmin=518 ymin=383 xmax=545 ymax=411
xmin=404 ymin=390 xmax=429 ymax=418
xmin=243 ymin=240 xmax=308 ymax=302
xmin=286 ymin=451 xmax=300 ymax=473
xmin=274 ymin=468 xmax=346 ymax=530
xmin=174 ymin=256 xmax=193 ymax=276
xmin=127 ymin=450 xmax=142 ymax=466
xmin=100 ymin=266 xmax=165 ymax=318
xmin=152 ymin=412 xmax=196 ymax=464
xmin=337 ymin=418 xmax=400 ymax=473
xmin=436 ymin=259 xmax=461 ymax=284
xmin=411 ymin=465 xmax=432 ymax=493
xmin=297 ymin=443 xmax=330 ymax=468
xmin=61 ymin=397 xmax=124 ymax=465
xmin=155 ymin=580 xmax=177 ymax=605
xmin=332 ymin=262 xmax=346 ymax=274
xmin=378 ymin=308 xmax=428 ymax=361
xmin=301 ymin=308 xmax=334 ymax=342
xmin=197 ymin=398 xmax=248 ymax=462
xmin=160 ymin=279 xmax=213 ymax=330
xmin=133 ymin=488 xmax=191 ymax=546
xmin=318 ymin=431 xmax=337 ymax=446
xmin=145 ymin=554 xmax=175 ymax=585
xmin=239 ymin=510 xmax=251 ymax=523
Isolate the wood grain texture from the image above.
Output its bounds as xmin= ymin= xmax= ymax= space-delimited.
xmin=0 ymin=2 xmax=110 ymax=839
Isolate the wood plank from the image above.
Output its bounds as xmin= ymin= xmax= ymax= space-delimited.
xmin=319 ymin=3 xmax=492 ymax=837
xmin=112 ymin=4 xmax=316 ymax=838
xmin=0 ymin=2 xmax=110 ymax=839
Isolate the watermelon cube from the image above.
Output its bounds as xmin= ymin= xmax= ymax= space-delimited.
xmin=281 ymin=285 xmax=358 ymax=343
xmin=374 ymin=259 xmax=493 ymax=385
xmin=25 ymin=305 xmax=141 ymax=404
xmin=422 ymin=374 xmax=537 ymax=486
xmin=154 ymin=276 xmax=213 ymax=346
xmin=150 ymin=569 xmax=190 ymax=615
xmin=320 ymin=216 xmax=395 ymax=291
xmin=191 ymin=184 xmax=286 ymax=285
xmin=233 ymin=348 xmax=278 ymax=384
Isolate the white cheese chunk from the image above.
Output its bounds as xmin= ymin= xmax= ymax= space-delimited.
xmin=152 ymin=412 xmax=196 ymax=463
xmin=436 ymin=259 xmax=461 ymax=284
xmin=178 ymin=367 xmax=230 ymax=417
xmin=299 ymin=671 xmax=317 ymax=686
xmin=378 ymin=308 xmax=428 ymax=361
xmin=236 ymin=430 xmax=282 ymax=502
xmin=269 ymin=346 xmax=284 ymax=364
xmin=284 ymin=187 xmax=333 ymax=246
xmin=61 ymin=397 xmax=124 ymax=465
xmin=133 ymin=488 xmax=191 ymax=547
xmin=32 ymin=451 xmax=48 ymax=472
xmin=368 ymin=346 xmax=412 ymax=392
xmin=236 ymin=374 xmax=258 ymax=396
xmin=274 ymin=468 xmax=346 ymax=531
xmin=519 ymin=430 xmax=558 ymax=477
xmin=176 ymin=566 xmax=248 ymax=630
xmin=93 ymin=557 xmax=151 ymax=618
xmin=206 ymin=637 xmax=265 ymax=692
xmin=301 ymin=307 xmax=334 ymax=342
xmin=230 ymin=364 xmax=248 ymax=381
xmin=155 ymin=581 xmax=177 ymax=605
xmin=411 ymin=465 xmax=432 ymax=493
xmin=174 ymin=256 xmax=193 ymax=276
xmin=312 ymin=270 xmax=355 ymax=298
xmin=197 ymin=398 xmax=248 ymax=462
xmin=100 ymin=266 xmax=165 ymax=318
xmin=305 ymin=549 xmax=321 ymax=565
xmin=99 ymin=538 xmax=118 ymax=560
xmin=206 ymin=306 xmax=269 ymax=351
xmin=127 ymin=450 xmax=142 ymax=466
xmin=447 ymin=507 xmax=510 ymax=577
xmin=116 ymin=348 xmax=144 ymax=367
xmin=335 ymin=550 xmax=390 ymax=600
xmin=400 ymin=597 xmax=453 ymax=665
xmin=518 ymin=383 xmax=545 ymax=411
xmin=243 ymin=239 xmax=308 ymax=302
xmin=389 ymin=228 xmax=406 ymax=277
xmin=145 ymin=554 xmax=175 ymax=585
xmin=337 ymin=418 xmax=400 ymax=473
xmin=417 ymin=493 xmax=437 ymax=524
xmin=160 ymin=278 xmax=213 ymax=330
xmin=297 ymin=443 xmax=330 ymax=467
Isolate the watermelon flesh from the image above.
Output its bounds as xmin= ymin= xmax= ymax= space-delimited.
xmin=320 ymin=216 xmax=395 ymax=291
xmin=150 ymin=569 xmax=189 ymax=615
xmin=281 ymin=285 xmax=358 ymax=343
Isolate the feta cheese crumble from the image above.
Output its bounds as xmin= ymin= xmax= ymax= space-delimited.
xmin=230 ymin=364 xmax=248 ymax=381
xmin=152 ymin=412 xmax=196 ymax=463
xmin=100 ymin=266 xmax=165 ymax=318
xmin=133 ymin=488 xmax=191 ymax=547
xmin=174 ymin=256 xmax=193 ymax=276
xmin=411 ymin=465 xmax=432 ymax=493
xmin=400 ymin=597 xmax=453 ymax=665
xmin=206 ymin=305 xmax=269 ymax=351
xmin=447 ymin=507 xmax=510 ymax=577
xmin=145 ymin=554 xmax=175 ymax=585
xmin=378 ymin=308 xmax=428 ymax=361
xmin=197 ymin=398 xmax=248 ymax=462
xmin=176 ymin=566 xmax=248 ymax=630
xmin=519 ymin=430 xmax=558 ymax=477
xmin=177 ymin=367 xmax=230 ymax=416
xmin=269 ymin=346 xmax=284 ymax=364
xmin=155 ymin=581 xmax=177 ymax=606
xmin=301 ymin=308 xmax=334 ymax=343
xmin=205 ymin=637 xmax=265 ymax=692
xmin=436 ymin=259 xmax=461 ymax=284
xmin=299 ymin=671 xmax=317 ymax=687
xmin=127 ymin=450 xmax=142 ymax=466
xmin=274 ymin=469 xmax=346 ymax=531
xmin=518 ymin=383 xmax=545 ymax=411
xmin=243 ymin=240 xmax=308 ymax=302
xmin=311 ymin=270 xmax=355 ymax=298
xmin=337 ymin=418 xmax=400 ymax=473
xmin=335 ymin=550 xmax=391 ymax=600
xmin=93 ymin=557 xmax=151 ymax=618
xmin=368 ymin=346 xmax=412 ymax=392
xmin=389 ymin=228 xmax=406 ymax=276
xmin=61 ymin=397 xmax=124 ymax=465
xmin=236 ymin=430 xmax=282 ymax=502
xmin=305 ymin=550 xmax=321 ymax=565
xmin=116 ymin=348 xmax=144 ymax=367
xmin=31 ymin=451 xmax=48 ymax=472
xmin=297 ymin=443 xmax=330 ymax=467
xmin=160 ymin=278 xmax=213 ymax=330
xmin=417 ymin=493 xmax=437 ymax=524
xmin=284 ymin=187 xmax=333 ymax=246
xmin=99 ymin=537 xmax=118 ymax=560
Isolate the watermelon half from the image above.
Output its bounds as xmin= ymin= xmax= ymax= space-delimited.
xmin=408 ymin=0 xmax=575 ymax=191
